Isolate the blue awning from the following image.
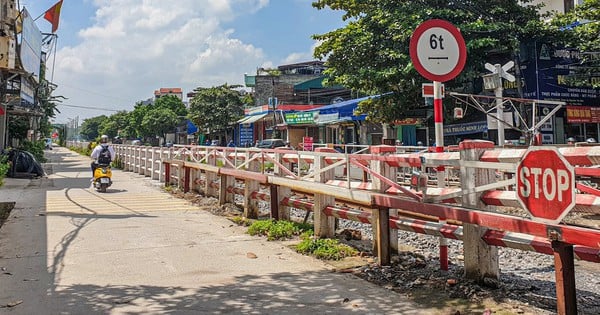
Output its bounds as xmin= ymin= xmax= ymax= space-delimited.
xmin=187 ymin=120 xmax=198 ymax=134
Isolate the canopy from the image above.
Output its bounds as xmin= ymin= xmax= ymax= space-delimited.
xmin=187 ymin=120 xmax=198 ymax=134
xmin=303 ymin=95 xmax=383 ymax=121
xmin=238 ymin=113 xmax=269 ymax=124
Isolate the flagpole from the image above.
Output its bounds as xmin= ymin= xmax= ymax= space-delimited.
xmin=33 ymin=12 xmax=45 ymax=21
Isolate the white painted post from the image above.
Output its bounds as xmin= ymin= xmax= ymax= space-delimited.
xmin=370 ymin=145 xmax=398 ymax=259
xmin=314 ymin=153 xmax=335 ymax=238
xmin=460 ymin=140 xmax=499 ymax=281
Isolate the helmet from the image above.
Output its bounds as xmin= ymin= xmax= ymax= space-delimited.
xmin=100 ymin=135 xmax=109 ymax=143
xmin=587 ymin=137 xmax=596 ymax=143
xmin=567 ymin=137 xmax=576 ymax=143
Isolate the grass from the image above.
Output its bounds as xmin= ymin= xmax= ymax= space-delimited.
xmin=247 ymin=219 xmax=312 ymax=241
xmin=295 ymin=230 xmax=358 ymax=260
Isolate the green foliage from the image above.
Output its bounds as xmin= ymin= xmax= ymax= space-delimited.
xmin=549 ymin=0 xmax=600 ymax=87
xmin=0 ymin=155 xmax=9 ymax=187
xmin=68 ymin=145 xmax=92 ymax=157
xmin=141 ymin=107 xmax=179 ymax=139
xmin=99 ymin=111 xmax=130 ymax=138
xmin=295 ymin=231 xmax=358 ymax=260
xmin=154 ymin=95 xmax=188 ymax=117
xmin=188 ymin=84 xmax=245 ymax=134
xmin=19 ymin=140 xmax=47 ymax=163
xmin=8 ymin=116 xmax=28 ymax=140
xmin=311 ymin=0 xmax=551 ymax=123
xmin=247 ymin=219 xmax=312 ymax=241
xmin=230 ymin=216 xmax=252 ymax=226
xmin=80 ymin=115 xmax=108 ymax=141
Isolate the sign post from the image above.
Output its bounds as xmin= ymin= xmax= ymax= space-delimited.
xmin=483 ymin=62 xmax=516 ymax=146
xmin=516 ymin=147 xmax=575 ymax=223
xmin=516 ymin=146 xmax=577 ymax=315
xmin=410 ymin=19 xmax=466 ymax=271
xmin=410 ymin=19 xmax=467 ymax=173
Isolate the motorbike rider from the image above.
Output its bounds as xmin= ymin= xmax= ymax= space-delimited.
xmin=90 ymin=135 xmax=116 ymax=178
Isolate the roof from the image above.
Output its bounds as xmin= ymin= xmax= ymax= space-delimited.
xmin=293 ymin=77 xmax=345 ymax=91
xmin=277 ymin=104 xmax=324 ymax=111
xmin=154 ymin=88 xmax=183 ymax=95
xmin=306 ymin=95 xmax=382 ymax=117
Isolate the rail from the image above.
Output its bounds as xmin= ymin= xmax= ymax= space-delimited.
xmin=68 ymin=140 xmax=600 ymax=314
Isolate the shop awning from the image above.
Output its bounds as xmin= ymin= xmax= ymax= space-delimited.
xmin=239 ymin=113 xmax=269 ymax=124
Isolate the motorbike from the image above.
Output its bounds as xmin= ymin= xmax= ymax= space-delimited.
xmin=93 ymin=164 xmax=112 ymax=192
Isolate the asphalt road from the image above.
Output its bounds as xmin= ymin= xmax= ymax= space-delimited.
xmin=0 ymin=146 xmax=432 ymax=314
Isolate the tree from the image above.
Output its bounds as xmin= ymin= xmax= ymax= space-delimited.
xmin=154 ymin=95 xmax=187 ymax=117
xmin=188 ymin=84 xmax=244 ymax=135
xmin=79 ymin=115 xmax=107 ymax=141
xmin=550 ymin=0 xmax=600 ymax=87
xmin=140 ymin=107 xmax=178 ymax=143
xmin=311 ymin=0 xmax=550 ymax=123
xmin=99 ymin=111 xmax=130 ymax=139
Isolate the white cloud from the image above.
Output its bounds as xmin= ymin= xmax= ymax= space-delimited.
xmin=52 ymin=0 xmax=272 ymax=122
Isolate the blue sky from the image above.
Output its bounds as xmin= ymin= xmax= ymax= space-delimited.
xmin=21 ymin=0 xmax=346 ymax=123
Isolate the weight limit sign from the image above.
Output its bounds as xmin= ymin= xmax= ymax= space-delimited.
xmin=410 ymin=19 xmax=467 ymax=82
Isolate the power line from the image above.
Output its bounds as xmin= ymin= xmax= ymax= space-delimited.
xmin=57 ymin=103 xmax=123 ymax=112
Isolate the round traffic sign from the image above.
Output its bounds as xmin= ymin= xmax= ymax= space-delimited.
xmin=516 ymin=147 xmax=575 ymax=224
xmin=409 ymin=19 xmax=467 ymax=82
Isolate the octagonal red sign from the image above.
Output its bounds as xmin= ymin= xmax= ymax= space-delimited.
xmin=516 ymin=147 xmax=575 ymax=224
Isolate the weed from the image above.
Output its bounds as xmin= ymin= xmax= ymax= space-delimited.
xmin=230 ymin=216 xmax=252 ymax=226
xmin=0 ymin=155 xmax=9 ymax=187
xmin=247 ymin=219 xmax=312 ymax=241
xmin=295 ymin=231 xmax=358 ymax=260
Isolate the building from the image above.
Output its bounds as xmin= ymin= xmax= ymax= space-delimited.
xmin=154 ymin=88 xmax=183 ymax=101
xmin=242 ymin=61 xmax=353 ymax=143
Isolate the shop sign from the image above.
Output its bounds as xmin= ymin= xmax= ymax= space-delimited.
xmin=285 ymin=112 xmax=315 ymax=124
xmin=566 ymin=106 xmax=600 ymax=123
xmin=315 ymin=112 xmax=339 ymax=124
xmin=244 ymin=105 xmax=269 ymax=115
xmin=444 ymin=121 xmax=488 ymax=136
xmin=394 ymin=118 xmax=423 ymax=125
xmin=239 ymin=124 xmax=254 ymax=146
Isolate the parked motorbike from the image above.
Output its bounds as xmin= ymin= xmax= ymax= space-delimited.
xmin=93 ymin=164 xmax=112 ymax=192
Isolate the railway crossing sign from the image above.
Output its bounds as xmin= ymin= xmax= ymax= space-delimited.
xmin=409 ymin=19 xmax=467 ymax=82
xmin=516 ymin=147 xmax=576 ymax=224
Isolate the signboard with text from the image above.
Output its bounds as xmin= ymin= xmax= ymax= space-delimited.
xmin=521 ymin=44 xmax=600 ymax=106
xmin=566 ymin=105 xmax=600 ymax=123
xmin=285 ymin=112 xmax=315 ymax=124
xmin=239 ymin=124 xmax=254 ymax=146
xmin=443 ymin=121 xmax=487 ymax=136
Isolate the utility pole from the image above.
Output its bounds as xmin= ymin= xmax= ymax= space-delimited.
xmin=483 ymin=62 xmax=516 ymax=146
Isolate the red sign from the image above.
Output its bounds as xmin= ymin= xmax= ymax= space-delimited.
xmin=302 ymin=136 xmax=314 ymax=151
xmin=566 ymin=105 xmax=600 ymax=123
xmin=421 ymin=83 xmax=445 ymax=97
xmin=516 ymin=147 xmax=575 ymax=224
xmin=410 ymin=19 xmax=467 ymax=82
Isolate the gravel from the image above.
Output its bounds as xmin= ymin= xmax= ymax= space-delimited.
xmin=289 ymin=206 xmax=600 ymax=314
xmin=175 ymin=189 xmax=600 ymax=314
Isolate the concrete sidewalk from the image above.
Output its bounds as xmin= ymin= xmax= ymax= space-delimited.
xmin=0 ymin=146 xmax=430 ymax=314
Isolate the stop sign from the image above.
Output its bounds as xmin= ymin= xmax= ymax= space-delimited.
xmin=516 ymin=147 xmax=575 ymax=224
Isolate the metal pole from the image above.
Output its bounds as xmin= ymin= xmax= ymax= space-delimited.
xmin=0 ymin=103 xmax=6 ymax=149
xmin=433 ymin=80 xmax=448 ymax=270
xmin=495 ymin=64 xmax=505 ymax=146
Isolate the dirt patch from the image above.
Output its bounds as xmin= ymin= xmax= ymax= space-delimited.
xmin=0 ymin=202 xmax=15 ymax=228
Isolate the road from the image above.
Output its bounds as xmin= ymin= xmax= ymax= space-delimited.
xmin=0 ymin=146 xmax=430 ymax=314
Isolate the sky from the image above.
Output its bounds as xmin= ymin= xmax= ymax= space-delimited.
xmin=20 ymin=0 xmax=347 ymax=124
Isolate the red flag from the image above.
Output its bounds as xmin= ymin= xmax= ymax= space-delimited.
xmin=44 ymin=0 xmax=63 ymax=33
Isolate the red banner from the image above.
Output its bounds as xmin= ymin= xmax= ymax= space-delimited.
xmin=566 ymin=106 xmax=600 ymax=123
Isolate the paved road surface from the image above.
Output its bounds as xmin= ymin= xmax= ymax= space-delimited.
xmin=0 ymin=147 xmax=432 ymax=314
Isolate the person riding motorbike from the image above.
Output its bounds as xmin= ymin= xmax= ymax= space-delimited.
xmin=90 ymin=135 xmax=116 ymax=178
